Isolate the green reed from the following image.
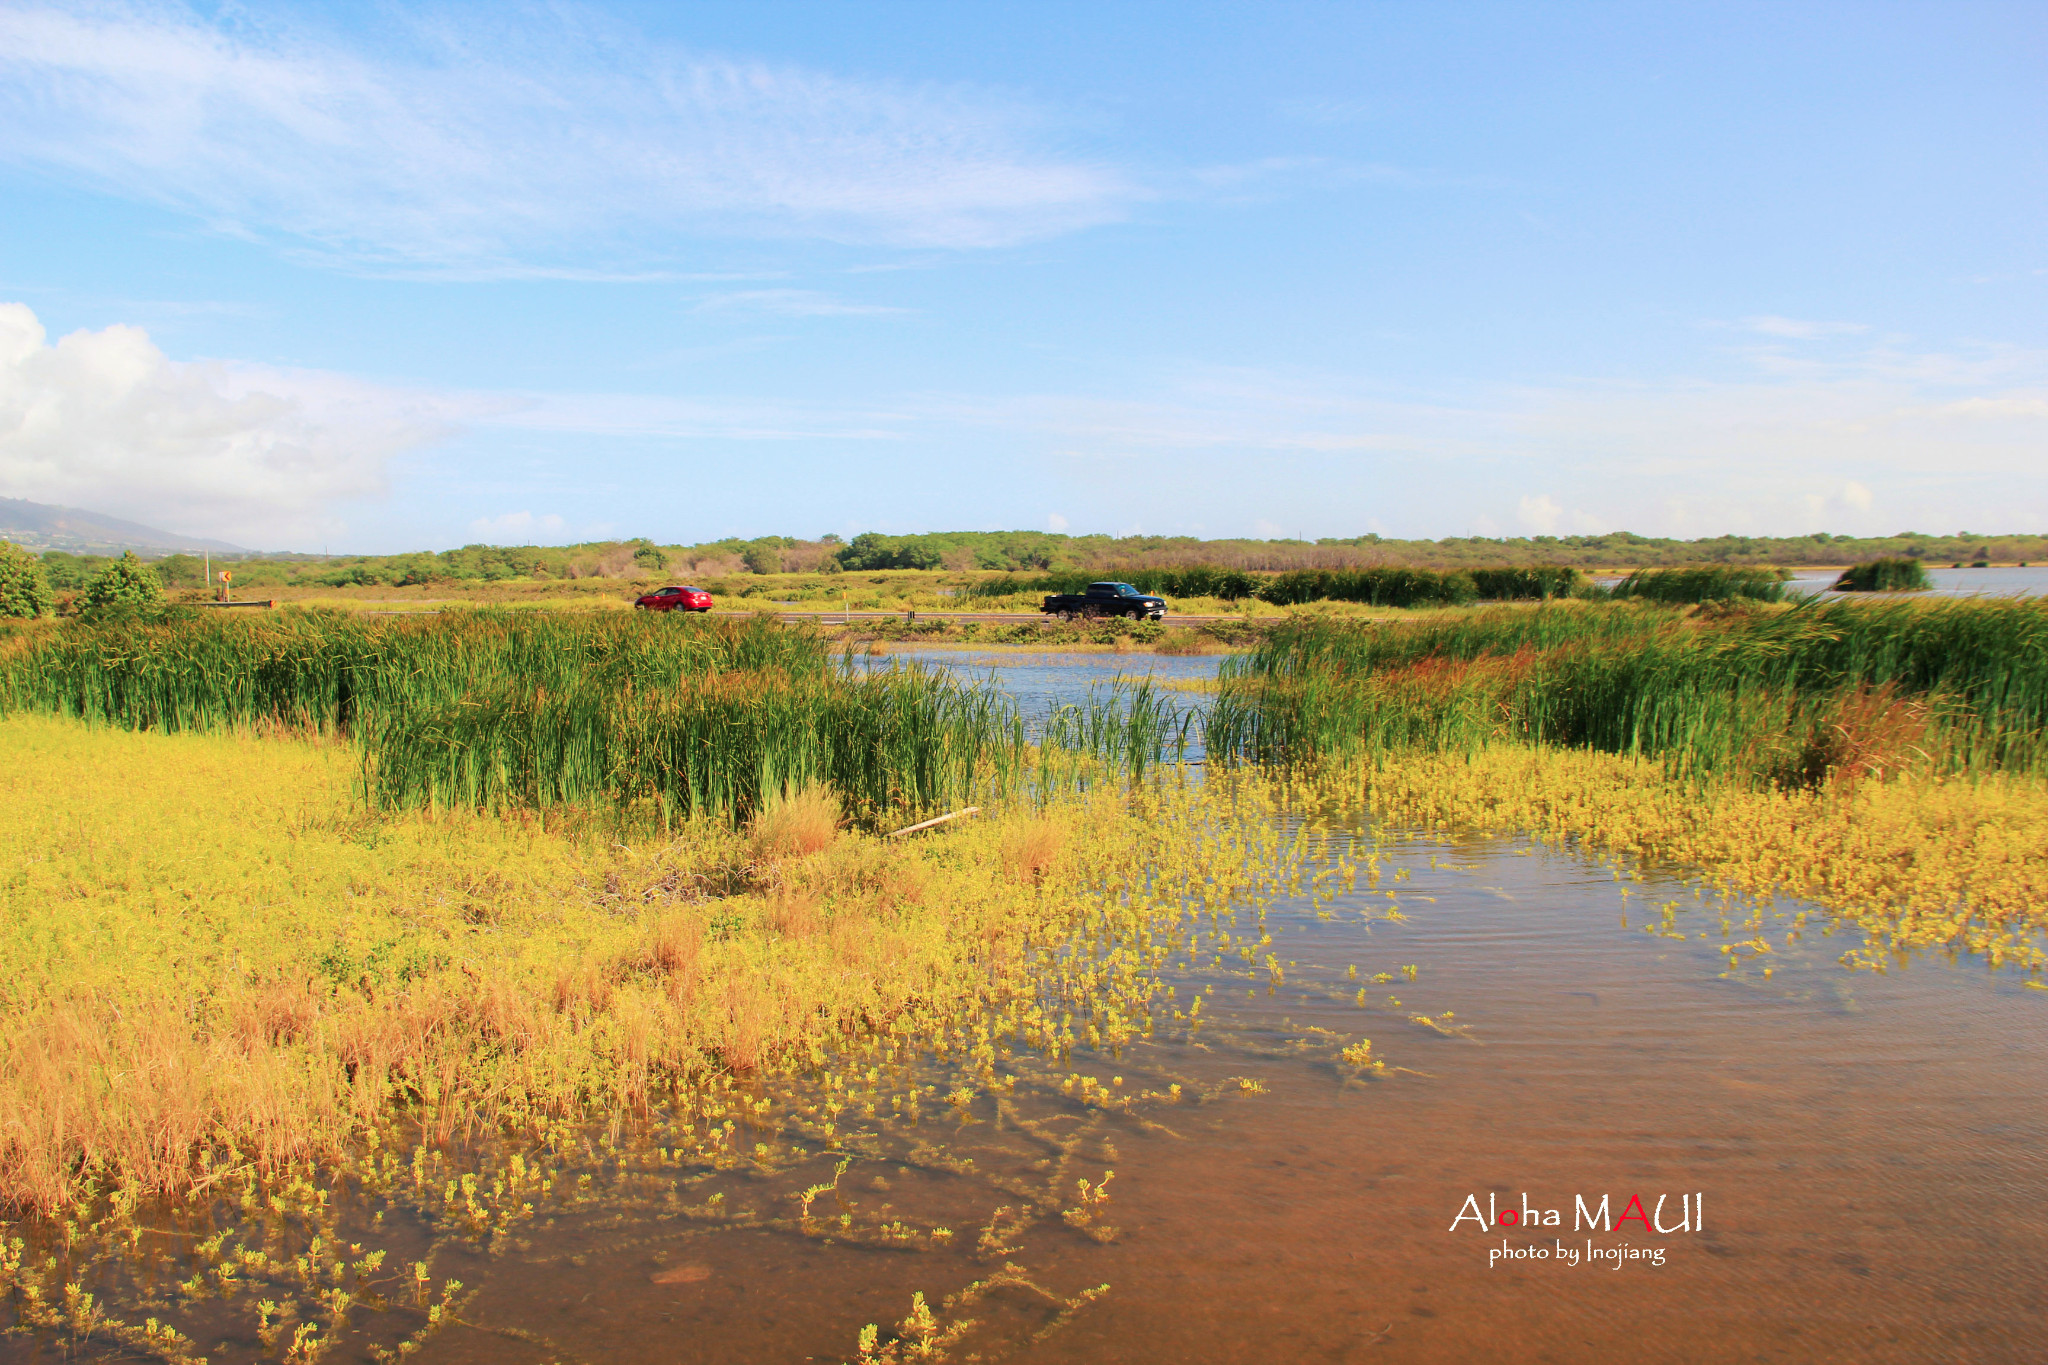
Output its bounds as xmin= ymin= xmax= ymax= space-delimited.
xmin=1207 ymin=597 xmax=2048 ymax=781
xmin=0 ymin=607 xmax=832 ymax=734
xmin=362 ymin=663 xmax=1031 ymax=823
xmin=1039 ymin=678 xmax=1194 ymax=782
xmin=1833 ymin=556 xmax=1933 ymax=592
xmin=1609 ymin=565 xmax=1791 ymax=604
xmin=0 ymin=610 xmax=1224 ymax=824
xmin=0 ymin=610 xmax=1046 ymax=824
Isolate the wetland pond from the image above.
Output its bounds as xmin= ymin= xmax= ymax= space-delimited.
xmin=1784 ymin=565 xmax=2048 ymax=600
xmin=14 ymin=653 xmax=2045 ymax=1365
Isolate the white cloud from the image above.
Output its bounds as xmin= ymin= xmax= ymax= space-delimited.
xmin=1841 ymin=481 xmax=1874 ymax=512
xmin=0 ymin=301 xmax=470 ymax=546
xmin=466 ymin=511 xmax=566 ymax=542
xmin=0 ymin=4 xmax=1136 ymax=271
xmin=1046 ymin=512 xmax=1069 ymax=532
xmin=1516 ymin=494 xmax=1563 ymax=533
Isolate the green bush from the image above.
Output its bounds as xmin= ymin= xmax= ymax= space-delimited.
xmin=78 ymin=550 xmax=165 ymax=614
xmin=1258 ymin=567 xmax=1479 ymax=608
xmin=1 ymin=541 xmax=54 ymax=619
xmin=1610 ymin=566 xmax=1789 ymax=604
xmin=1468 ymin=566 xmax=1586 ymax=600
xmin=837 ymin=533 xmax=942 ymax=571
xmin=1834 ymin=557 xmax=1933 ymax=592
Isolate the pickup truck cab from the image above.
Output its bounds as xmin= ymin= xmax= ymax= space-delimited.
xmin=1041 ymin=582 xmax=1167 ymax=621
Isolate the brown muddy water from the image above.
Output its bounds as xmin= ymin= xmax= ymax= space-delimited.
xmin=9 ymin=819 xmax=2043 ymax=1365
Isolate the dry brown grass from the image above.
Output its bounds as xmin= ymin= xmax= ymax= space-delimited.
xmin=749 ymin=784 xmax=842 ymax=862
xmin=765 ymin=884 xmax=821 ymax=939
xmin=1000 ymin=818 xmax=1065 ymax=884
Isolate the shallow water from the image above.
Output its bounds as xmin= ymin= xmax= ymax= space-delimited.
xmin=869 ymin=648 xmax=1220 ymax=716
xmin=1784 ymin=564 xmax=2048 ymax=599
xmin=10 ymin=659 xmax=2045 ymax=1364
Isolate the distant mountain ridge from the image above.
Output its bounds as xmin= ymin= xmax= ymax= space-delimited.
xmin=0 ymin=497 xmax=246 ymax=554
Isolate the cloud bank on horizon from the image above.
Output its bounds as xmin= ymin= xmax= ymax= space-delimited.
xmin=0 ymin=2 xmax=2041 ymax=551
xmin=0 ymin=302 xmax=486 ymax=547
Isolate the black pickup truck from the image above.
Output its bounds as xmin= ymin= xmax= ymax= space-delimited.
xmin=1041 ymin=582 xmax=1168 ymax=621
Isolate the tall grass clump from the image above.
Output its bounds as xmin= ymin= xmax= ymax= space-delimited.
xmin=1208 ymin=597 xmax=2048 ymax=783
xmin=1257 ymin=566 xmax=1479 ymax=608
xmin=1610 ymin=565 xmax=1791 ymax=604
xmin=1468 ymin=566 xmax=1587 ymax=600
xmin=0 ymin=607 xmax=834 ymax=735
xmin=1834 ymin=556 xmax=1933 ymax=592
xmin=0 ymin=609 xmax=1038 ymax=824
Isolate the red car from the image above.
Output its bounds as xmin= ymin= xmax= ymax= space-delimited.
xmin=634 ymin=585 xmax=714 ymax=613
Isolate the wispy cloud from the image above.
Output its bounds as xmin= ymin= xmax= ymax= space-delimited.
xmin=692 ymin=289 xmax=910 ymax=318
xmin=1739 ymin=315 xmax=1873 ymax=340
xmin=1188 ymin=156 xmax=1499 ymax=199
xmin=0 ymin=3 xmax=1137 ymax=272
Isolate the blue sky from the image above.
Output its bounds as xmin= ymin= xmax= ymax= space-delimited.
xmin=1 ymin=1 xmax=2043 ymax=552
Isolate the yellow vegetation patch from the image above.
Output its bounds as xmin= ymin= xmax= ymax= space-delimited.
xmin=0 ymin=715 xmax=1324 ymax=1222
xmin=0 ymin=715 xmax=1086 ymax=1214
xmin=1316 ymin=748 xmax=2048 ymax=972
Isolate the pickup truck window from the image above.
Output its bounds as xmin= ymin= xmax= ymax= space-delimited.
xmin=1087 ymin=583 xmax=1141 ymax=597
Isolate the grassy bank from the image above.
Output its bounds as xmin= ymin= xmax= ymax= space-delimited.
xmin=1210 ymin=597 xmax=2048 ymax=782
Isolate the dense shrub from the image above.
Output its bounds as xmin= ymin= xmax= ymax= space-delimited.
xmin=837 ymin=533 xmax=943 ymax=571
xmin=1610 ymin=566 xmax=1789 ymax=604
xmin=1258 ymin=567 xmax=1479 ymax=608
xmin=78 ymin=551 xmax=164 ymax=614
xmin=1834 ymin=557 xmax=1932 ymax=592
xmin=0 ymin=541 xmax=54 ymax=619
xmin=1468 ymin=566 xmax=1586 ymax=600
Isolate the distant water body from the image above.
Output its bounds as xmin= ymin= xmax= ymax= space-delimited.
xmin=1785 ymin=564 xmax=2048 ymax=599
